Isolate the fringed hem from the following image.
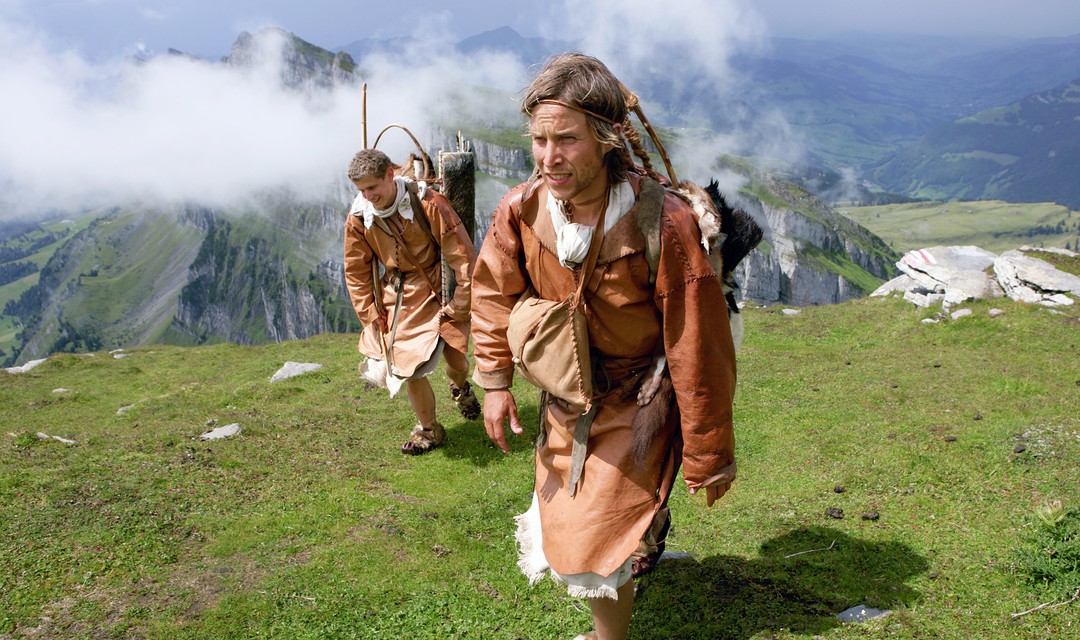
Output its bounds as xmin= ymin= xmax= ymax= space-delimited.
xmin=513 ymin=493 xmax=632 ymax=600
xmin=514 ymin=493 xmax=550 ymax=585
xmin=561 ymin=580 xmax=619 ymax=600
xmin=358 ymin=340 xmax=445 ymax=399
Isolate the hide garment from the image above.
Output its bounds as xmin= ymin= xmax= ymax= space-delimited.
xmin=471 ymin=172 xmax=736 ymax=580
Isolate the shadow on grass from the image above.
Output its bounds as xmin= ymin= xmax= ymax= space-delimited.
xmin=631 ymin=525 xmax=926 ymax=639
xmin=441 ymin=393 xmax=542 ymax=466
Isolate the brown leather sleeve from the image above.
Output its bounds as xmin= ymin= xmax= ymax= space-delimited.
xmin=343 ymin=215 xmax=380 ymax=328
xmin=469 ymin=183 xmax=532 ymax=389
xmin=655 ymin=193 xmax=737 ymax=487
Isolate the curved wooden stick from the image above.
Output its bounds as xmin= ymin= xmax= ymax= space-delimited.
xmin=373 ymin=124 xmax=432 ymax=179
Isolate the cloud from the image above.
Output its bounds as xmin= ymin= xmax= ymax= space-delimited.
xmin=0 ymin=22 xmax=525 ymax=218
xmin=0 ymin=0 xmax=796 ymax=220
xmin=540 ymin=0 xmax=767 ymax=82
xmin=532 ymin=0 xmax=801 ymax=185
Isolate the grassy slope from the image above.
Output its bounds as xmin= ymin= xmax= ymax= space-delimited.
xmin=841 ymin=200 xmax=1080 ymax=254
xmin=0 ymin=216 xmax=97 ymax=358
xmin=2 ymin=298 xmax=1078 ymax=639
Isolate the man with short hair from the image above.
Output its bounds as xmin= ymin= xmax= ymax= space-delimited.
xmin=470 ymin=53 xmax=737 ymax=640
xmin=344 ymin=148 xmax=480 ymax=454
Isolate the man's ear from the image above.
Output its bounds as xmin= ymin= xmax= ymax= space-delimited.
xmin=602 ymin=122 xmax=623 ymax=155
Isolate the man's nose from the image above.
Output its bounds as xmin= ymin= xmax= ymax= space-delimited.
xmin=540 ymin=143 xmax=562 ymax=167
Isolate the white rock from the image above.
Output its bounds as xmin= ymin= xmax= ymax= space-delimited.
xmin=781 ymin=308 xmax=802 ymax=316
xmin=113 ymin=353 xmax=129 ymax=359
xmin=36 ymin=432 xmax=76 ymax=445
xmin=904 ymin=290 xmax=945 ymax=308
xmin=989 ymin=308 xmax=1005 ymax=318
xmin=270 ymin=361 xmax=323 ymax=382
xmin=52 ymin=388 xmax=71 ymax=394
xmin=4 ymin=358 xmax=47 ymax=374
xmin=837 ymin=604 xmax=892 ymax=623
xmin=200 ymin=423 xmax=242 ymax=441
xmin=951 ymin=309 xmax=973 ymax=320
xmin=996 ymin=250 xmax=1080 ymax=299
xmin=921 ymin=318 xmax=940 ymax=324
xmin=870 ymin=273 xmax=918 ymax=297
xmin=117 ymin=405 xmax=135 ymax=415
xmin=1020 ymin=245 xmax=1078 ymax=258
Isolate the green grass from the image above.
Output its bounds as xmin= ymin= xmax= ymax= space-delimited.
xmin=2 ymin=297 xmax=1079 ymax=638
xmin=842 ymin=200 xmax=1080 ymax=254
xmin=0 ymin=215 xmax=97 ymax=357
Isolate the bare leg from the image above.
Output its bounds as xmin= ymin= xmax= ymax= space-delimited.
xmin=443 ymin=346 xmax=469 ymax=388
xmin=589 ymin=580 xmax=634 ymax=640
xmin=406 ymin=377 xmax=436 ymax=427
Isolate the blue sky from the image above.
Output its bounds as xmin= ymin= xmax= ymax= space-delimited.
xmin=3 ymin=0 xmax=1079 ymax=59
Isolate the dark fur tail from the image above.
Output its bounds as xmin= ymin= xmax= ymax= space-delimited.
xmin=706 ymin=180 xmax=764 ymax=277
xmin=630 ymin=375 xmax=674 ymax=467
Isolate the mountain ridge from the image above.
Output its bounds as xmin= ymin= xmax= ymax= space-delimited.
xmin=7 ymin=26 xmax=1079 ymax=365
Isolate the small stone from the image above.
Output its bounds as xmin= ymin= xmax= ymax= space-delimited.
xmin=834 ymin=485 xmax=845 ymax=493
xmin=781 ymin=308 xmax=802 ymax=316
xmin=933 ymin=363 xmax=942 ymax=368
xmin=270 ymin=362 xmax=323 ymax=383
xmin=117 ymin=405 xmax=135 ymax=415
xmin=825 ymin=507 xmax=844 ymax=519
xmin=1014 ymin=443 xmax=1027 ymax=454
xmin=837 ymin=604 xmax=891 ymax=623
xmin=943 ymin=435 xmax=957 ymax=442
xmin=951 ymin=308 xmax=973 ymax=320
xmin=52 ymin=388 xmax=71 ymax=394
xmin=862 ymin=511 xmax=880 ymax=521
xmin=200 ymin=423 xmax=241 ymax=441
xmin=989 ymin=308 xmax=1005 ymax=318
xmin=921 ymin=318 xmax=939 ymax=324
xmin=973 ymin=413 xmax=983 ymax=421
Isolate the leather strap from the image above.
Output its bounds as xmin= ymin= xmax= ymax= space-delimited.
xmin=564 ymin=189 xmax=609 ymax=497
xmin=567 ymin=403 xmax=598 ymax=497
xmin=374 ymin=216 xmax=441 ymax=304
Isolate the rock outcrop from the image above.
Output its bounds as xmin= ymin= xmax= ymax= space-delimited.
xmin=873 ymin=245 xmax=1079 ymax=308
xmin=226 ymin=28 xmax=357 ymax=91
xmin=724 ymin=164 xmax=897 ymax=307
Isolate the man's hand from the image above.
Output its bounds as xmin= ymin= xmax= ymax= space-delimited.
xmin=439 ymin=303 xmax=464 ymax=322
xmin=686 ymin=461 xmax=737 ymax=507
xmin=371 ymin=310 xmax=389 ymax=331
xmin=482 ymin=389 xmax=523 ymax=453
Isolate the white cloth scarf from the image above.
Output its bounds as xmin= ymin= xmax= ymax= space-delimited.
xmin=547 ymin=180 xmax=635 ymax=268
xmin=349 ymin=177 xmax=428 ymax=229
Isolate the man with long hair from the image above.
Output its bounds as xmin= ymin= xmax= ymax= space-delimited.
xmin=471 ymin=54 xmax=738 ymax=639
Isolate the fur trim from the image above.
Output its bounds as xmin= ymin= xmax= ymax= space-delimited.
xmin=358 ymin=358 xmax=404 ymax=397
xmin=563 ymin=582 xmax=619 ymax=600
xmin=514 ymin=494 xmax=550 ymax=585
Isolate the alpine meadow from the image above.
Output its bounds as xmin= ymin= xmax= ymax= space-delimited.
xmin=3 ymin=7 xmax=1080 ymax=640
